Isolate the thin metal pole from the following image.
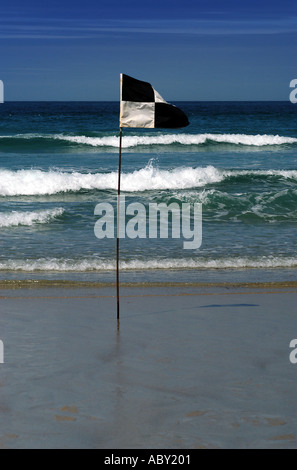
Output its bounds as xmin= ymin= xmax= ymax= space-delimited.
xmin=116 ymin=127 xmax=123 ymax=324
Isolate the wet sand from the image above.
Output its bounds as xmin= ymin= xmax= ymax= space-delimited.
xmin=1 ymin=282 xmax=297 ymax=449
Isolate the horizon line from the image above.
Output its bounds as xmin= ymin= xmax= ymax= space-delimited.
xmin=1 ymin=99 xmax=291 ymax=103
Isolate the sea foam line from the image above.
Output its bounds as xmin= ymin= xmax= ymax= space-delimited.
xmin=1 ymin=133 xmax=297 ymax=147
xmin=0 ymin=166 xmax=223 ymax=195
xmin=0 ymin=208 xmax=64 ymax=227
xmin=0 ymin=165 xmax=297 ymax=196
xmin=0 ymin=256 xmax=297 ymax=271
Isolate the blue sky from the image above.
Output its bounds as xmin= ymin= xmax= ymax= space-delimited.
xmin=1 ymin=0 xmax=296 ymax=100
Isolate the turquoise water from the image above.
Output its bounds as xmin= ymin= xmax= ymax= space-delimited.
xmin=0 ymin=101 xmax=297 ymax=283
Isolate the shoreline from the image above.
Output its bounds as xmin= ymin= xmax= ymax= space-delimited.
xmin=0 ymin=265 xmax=296 ymax=288
xmin=1 ymin=279 xmax=297 ymax=290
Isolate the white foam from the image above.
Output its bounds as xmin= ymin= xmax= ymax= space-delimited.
xmin=1 ymin=165 xmax=297 ymax=196
xmin=53 ymin=133 xmax=297 ymax=148
xmin=0 ymin=256 xmax=296 ymax=272
xmin=1 ymin=133 xmax=297 ymax=148
xmin=0 ymin=165 xmax=224 ymax=195
xmin=0 ymin=169 xmax=117 ymax=196
xmin=119 ymin=257 xmax=297 ymax=270
xmin=0 ymin=208 xmax=64 ymax=227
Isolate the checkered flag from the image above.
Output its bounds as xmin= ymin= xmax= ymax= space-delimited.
xmin=120 ymin=74 xmax=189 ymax=129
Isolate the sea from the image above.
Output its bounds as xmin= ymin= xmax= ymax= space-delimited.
xmin=0 ymin=101 xmax=297 ymax=285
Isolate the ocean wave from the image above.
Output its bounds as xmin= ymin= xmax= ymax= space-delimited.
xmin=0 ymin=132 xmax=297 ymax=148
xmin=162 ymin=188 xmax=297 ymax=221
xmin=0 ymin=208 xmax=64 ymax=227
xmin=1 ymin=165 xmax=297 ymax=196
xmin=0 ymin=256 xmax=297 ymax=272
xmin=0 ymin=165 xmax=222 ymax=195
xmin=53 ymin=133 xmax=297 ymax=148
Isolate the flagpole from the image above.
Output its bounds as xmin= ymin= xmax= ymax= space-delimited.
xmin=116 ymin=127 xmax=123 ymax=325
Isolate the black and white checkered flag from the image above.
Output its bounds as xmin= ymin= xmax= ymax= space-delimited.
xmin=120 ymin=74 xmax=189 ymax=129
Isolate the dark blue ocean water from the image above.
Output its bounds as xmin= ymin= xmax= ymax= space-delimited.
xmin=0 ymin=101 xmax=297 ymax=283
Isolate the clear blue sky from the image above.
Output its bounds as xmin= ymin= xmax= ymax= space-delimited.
xmin=1 ymin=0 xmax=296 ymax=101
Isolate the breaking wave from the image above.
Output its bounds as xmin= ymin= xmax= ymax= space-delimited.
xmin=0 ymin=164 xmax=297 ymax=196
xmin=0 ymin=256 xmax=297 ymax=272
xmin=0 ymin=132 xmax=297 ymax=148
xmin=52 ymin=133 xmax=297 ymax=148
xmin=0 ymin=208 xmax=65 ymax=227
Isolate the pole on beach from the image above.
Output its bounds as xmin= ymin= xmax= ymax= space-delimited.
xmin=116 ymin=74 xmax=188 ymax=326
xmin=116 ymin=127 xmax=123 ymax=325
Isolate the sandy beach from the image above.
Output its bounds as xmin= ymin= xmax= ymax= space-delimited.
xmin=1 ymin=280 xmax=297 ymax=449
